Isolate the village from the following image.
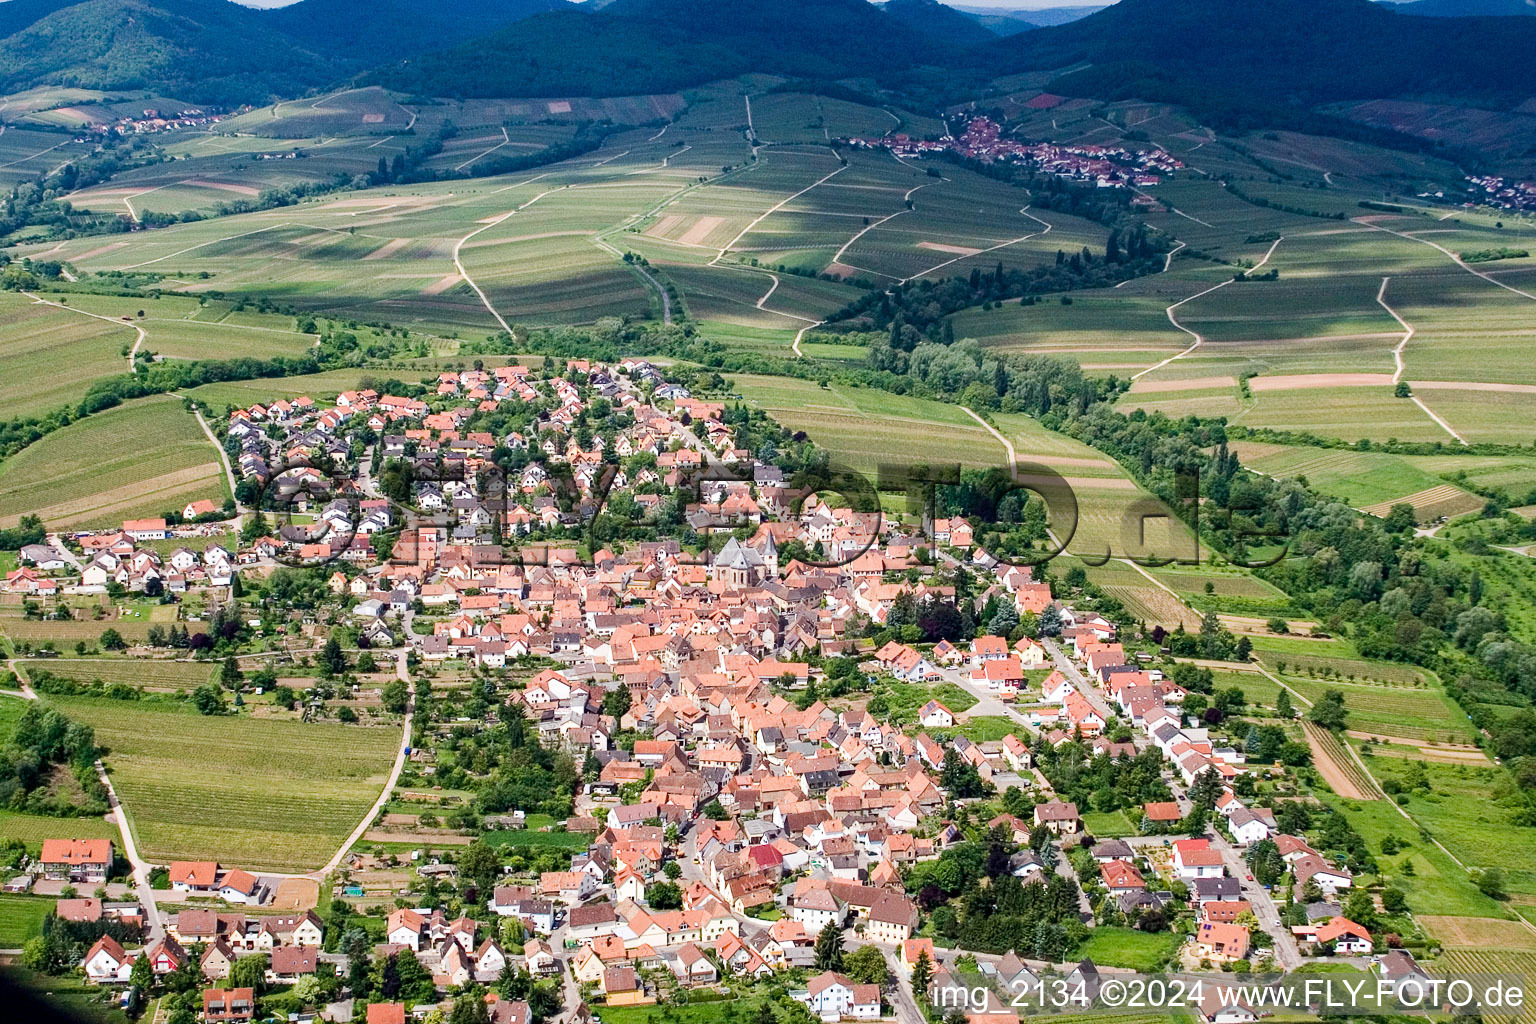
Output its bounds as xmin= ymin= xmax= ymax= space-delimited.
xmin=843 ymin=116 xmax=1184 ymax=191
xmin=5 ymin=357 xmax=1421 ymax=1024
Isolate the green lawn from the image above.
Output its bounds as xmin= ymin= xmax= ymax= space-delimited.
xmin=1074 ymin=926 xmax=1183 ymax=971
xmin=0 ymin=808 xmax=119 ymax=851
xmin=953 ymin=716 xmax=1018 ymax=742
xmin=0 ymin=965 xmax=129 ymax=1023
xmin=482 ymin=829 xmax=591 ymax=850
xmin=598 ymin=996 xmax=765 ymax=1024
xmin=1082 ymin=809 xmax=1138 ymax=838
xmin=0 ymin=893 xmax=54 ymax=946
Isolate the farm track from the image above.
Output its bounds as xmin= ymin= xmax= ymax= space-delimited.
xmin=1303 ymin=722 xmax=1378 ymax=800
xmin=1376 ymin=274 xmax=1468 ymax=445
xmin=1132 ymin=235 xmax=1283 ymax=381
xmin=22 ymin=289 xmax=146 ymax=373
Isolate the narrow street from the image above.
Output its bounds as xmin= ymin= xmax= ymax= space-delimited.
xmin=1210 ymin=831 xmax=1301 ymax=970
xmin=94 ymin=759 xmax=164 ymax=943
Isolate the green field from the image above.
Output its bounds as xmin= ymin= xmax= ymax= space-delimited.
xmin=0 ymin=292 xmax=137 ymax=420
xmin=0 ymin=394 xmax=228 ymax=530
xmin=1073 ymin=926 xmax=1183 ymax=971
xmin=0 ymin=894 xmax=54 ymax=946
xmin=729 ymin=374 xmax=1006 ymax=473
xmin=22 ymin=659 xmax=216 ymax=692
xmin=43 ymin=694 xmax=401 ymax=872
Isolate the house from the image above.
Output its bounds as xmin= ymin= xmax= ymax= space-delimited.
xmin=367 ymin=1006 xmax=408 ymax=1024
xmin=203 ymin=987 xmax=256 ymax=1024
xmin=919 ymin=700 xmax=955 ymax=729
xmin=217 ymin=868 xmax=265 ymax=905
xmin=1100 ymin=861 xmax=1146 ymax=896
xmin=602 ymin=966 xmax=645 ymax=1006
xmin=901 ymin=937 xmax=935 ymax=971
xmin=865 ymin=892 xmax=918 ymax=944
xmin=1228 ymin=807 xmax=1274 ymax=846
xmin=1199 ymin=988 xmax=1258 ymax=1024
xmin=1194 ymin=922 xmax=1250 ymax=963
xmin=267 ymin=946 xmax=319 ymax=983
xmin=799 ymin=971 xmax=882 ymax=1021
xmin=386 ymin=908 xmax=427 ymax=950
xmin=673 ymin=942 xmax=718 ymax=986
xmin=1292 ymin=854 xmax=1353 ymax=896
xmin=123 ymin=518 xmax=168 ymax=541
xmin=169 ymin=860 xmax=219 ymax=895
xmin=1032 ymin=801 xmax=1080 ymax=835
xmin=1310 ymin=916 xmax=1373 ymax=954
xmin=1377 ymin=950 xmax=1431 ymax=1000
xmin=1172 ymin=839 xmax=1225 ymax=880
xmin=83 ymin=935 xmax=130 ymax=984
xmin=40 ymin=839 xmax=112 ymax=883
xmin=1142 ymin=801 xmax=1182 ymax=827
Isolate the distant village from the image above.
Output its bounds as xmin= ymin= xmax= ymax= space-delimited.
xmin=843 ymin=116 xmax=1184 ymax=191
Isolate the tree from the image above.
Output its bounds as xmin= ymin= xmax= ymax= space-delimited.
xmin=603 ymin=686 xmax=632 ymax=719
xmin=702 ymin=799 xmax=729 ymax=821
xmin=458 ymin=841 xmax=500 ymax=894
xmin=645 ymin=881 xmax=682 ymax=909
xmin=1275 ymin=689 xmax=1293 ymax=719
xmin=911 ymin=948 xmax=934 ymax=999
xmin=814 ymin=922 xmax=845 ymax=971
xmin=381 ymin=678 xmax=410 ymax=714
xmin=318 ymin=636 xmax=347 ymax=678
xmin=1188 ymin=766 xmax=1224 ymax=810
xmin=450 ymin=993 xmax=491 ymax=1024
xmin=220 ymin=656 xmax=243 ymax=690
xmin=344 ymin=927 xmax=372 ymax=995
xmin=844 ymin=944 xmax=889 ymax=986
xmin=356 ymin=651 xmax=378 ymax=673
xmin=231 ymin=953 xmax=268 ymax=993
xmin=1308 ymin=689 xmax=1348 ymax=731
xmin=1473 ymin=867 xmax=1507 ymax=900
xmin=99 ymin=628 xmax=127 ymax=651
xmin=130 ymin=951 xmax=154 ymax=991
xmin=1037 ymin=604 xmax=1063 ymax=637
xmin=191 ymin=684 xmax=226 ymax=715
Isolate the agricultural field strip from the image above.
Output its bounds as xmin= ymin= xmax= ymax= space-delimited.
xmin=450 ymin=173 xmax=557 ymax=333
xmin=21 ymin=289 xmax=146 ymax=373
xmin=1131 ymin=235 xmax=1283 ymax=381
xmin=1376 ymin=274 xmax=1467 ymax=445
xmin=897 ymin=206 xmax=1055 ymax=285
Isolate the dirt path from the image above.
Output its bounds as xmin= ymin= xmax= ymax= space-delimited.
xmin=1375 ymin=275 xmax=1467 ymax=445
xmin=1303 ymin=722 xmax=1375 ymax=800
xmin=900 ymin=205 xmax=1052 ymax=284
xmin=23 ymin=290 xmax=147 ymax=373
xmin=191 ymin=405 xmax=242 ymax=521
xmin=1356 ymin=216 xmax=1536 ymax=302
xmin=314 ymin=650 xmax=413 ymax=877
xmin=450 ymin=175 xmax=557 ymax=334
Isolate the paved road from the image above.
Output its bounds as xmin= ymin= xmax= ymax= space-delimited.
xmin=1042 ymin=639 xmax=1117 ymax=724
xmin=1209 ymin=831 xmax=1301 ymax=970
xmin=95 ymin=759 xmax=164 ymax=943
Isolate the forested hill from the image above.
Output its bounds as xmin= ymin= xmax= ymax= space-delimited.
xmin=1385 ymin=0 xmax=1536 ymax=16
xmin=364 ymin=0 xmax=944 ymax=99
xmin=0 ymin=0 xmax=573 ymax=102
xmin=0 ymin=0 xmax=338 ymax=103
xmin=976 ymin=0 xmax=1536 ymax=109
xmin=264 ymin=0 xmax=573 ymax=64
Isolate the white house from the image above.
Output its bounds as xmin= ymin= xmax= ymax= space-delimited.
xmin=918 ymin=700 xmax=954 ymax=729
xmin=799 ymin=971 xmax=881 ymax=1021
